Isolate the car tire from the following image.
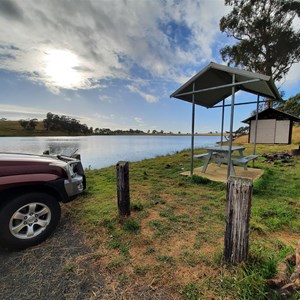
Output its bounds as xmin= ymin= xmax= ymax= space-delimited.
xmin=0 ymin=192 xmax=61 ymax=250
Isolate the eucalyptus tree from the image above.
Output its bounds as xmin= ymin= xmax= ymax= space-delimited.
xmin=220 ymin=0 xmax=300 ymax=82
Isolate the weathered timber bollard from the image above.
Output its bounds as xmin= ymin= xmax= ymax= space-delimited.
xmin=116 ymin=161 xmax=130 ymax=217
xmin=224 ymin=176 xmax=253 ymax=264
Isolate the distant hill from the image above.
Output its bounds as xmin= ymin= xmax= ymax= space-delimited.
xmin=0 ymin=119 xmax=219 ymax=137
xmin=0 ymin=120 xmax=86 ymax=137
xmin=2 ymin=119 xmax=299 ymax=141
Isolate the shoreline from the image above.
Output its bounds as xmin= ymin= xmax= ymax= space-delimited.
xmin=0 ymin=133 xmax=223 ymax=137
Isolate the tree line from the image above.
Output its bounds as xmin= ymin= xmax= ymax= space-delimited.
xmin=19 ymin=112 xmax=93 ymax=134
xmin=93 ymin=128 xmax=180 ymax=135
xmin=18 ymin=113 xmax=174 ymax=135
xmin=94 ymin=128 xmax=145 ymax=135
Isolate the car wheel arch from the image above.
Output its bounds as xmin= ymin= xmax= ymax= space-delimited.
xmin=0 ymin=184 xmax=64 ymax=207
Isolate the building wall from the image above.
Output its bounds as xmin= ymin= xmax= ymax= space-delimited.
xmin=249 ymin=119 xmax=290 ymax=144
xmin=275 ymin=120 xmax=290 ymax=143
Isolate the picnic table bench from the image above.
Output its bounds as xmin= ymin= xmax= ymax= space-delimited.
xmin=194 ymin=152 xmax=215 ymax=159
xmin=194 ymin=146 xmax=259 ymax=175
xmin=232 ymin=154 xmax=259 ymax=170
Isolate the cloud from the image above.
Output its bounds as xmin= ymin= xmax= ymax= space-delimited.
xmin=93 ymin=113 xmax=115 ymax=121
xmin=134 ymin=117 xmax=144 ymax=124
xmin=0 ymin=103 xmax=89 ymax=123
xmin=98 ymin=95 xmax=113 ymax=103
xmin=281 ymin=62 xmax=300 ymax=91
xmin=0 ymin=0 xmax=24 ymax=21
xmin=0 ymin=0 xmax=227 ymax=93
xmin=0 ymin=104 xmax=48 ymax=118
xmin=127 ymin=85 xmax=158 ymax=103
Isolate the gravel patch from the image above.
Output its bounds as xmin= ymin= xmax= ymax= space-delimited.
xmin=0 ymin=205 xmax=175 ymax=300
xmin=0 ymin=206 xmax=104 ymax=300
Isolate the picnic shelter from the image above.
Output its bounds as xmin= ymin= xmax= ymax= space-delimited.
xmin=170 ymin=62 xmax=282 ymax=178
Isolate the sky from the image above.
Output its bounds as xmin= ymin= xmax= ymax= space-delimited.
xmin=0 ymin=0 xmax=299 ymax=134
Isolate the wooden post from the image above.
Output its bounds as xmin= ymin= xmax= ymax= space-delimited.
xmin=224 ymin=176 xmax=253 ymax=264
xmin=116 ymin=161 xmax=130 ymax=217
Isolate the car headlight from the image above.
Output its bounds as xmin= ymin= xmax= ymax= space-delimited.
xmin=67 ymin=162 xmax=77 ymax=178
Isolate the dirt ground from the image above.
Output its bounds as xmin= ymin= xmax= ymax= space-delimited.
xmin=0 ymin=205 xmax=105 ymax=300
xmin=0 ymin=205 xmax=173 ymax=300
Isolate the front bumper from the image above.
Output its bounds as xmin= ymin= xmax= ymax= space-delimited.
xmin=64 ymin=174 xmax=86 ymax=199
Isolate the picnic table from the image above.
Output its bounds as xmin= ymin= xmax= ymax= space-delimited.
xmin=194 ymin=145 xmax=258 ymax=175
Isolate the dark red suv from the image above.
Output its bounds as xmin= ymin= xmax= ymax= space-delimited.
xmin=0 ymin=152 xmax=86 ymax=250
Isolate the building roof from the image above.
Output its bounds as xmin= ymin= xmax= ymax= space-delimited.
xmin=170 ymin=62 xmax=282 ymax=108
xmin=242 ymin=107 xmax=300 ymax=124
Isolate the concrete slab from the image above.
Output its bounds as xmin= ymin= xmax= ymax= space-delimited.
xmin=181 ymin=163 xmax=264 ymax=183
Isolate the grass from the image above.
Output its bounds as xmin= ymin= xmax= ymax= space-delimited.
xmin=65 ymin=135 xmax=300 ymax=299
xmin=1 ymin=120 xmax=298 ymax=298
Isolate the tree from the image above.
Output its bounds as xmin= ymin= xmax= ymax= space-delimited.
xmin=19 ymin=119 xmax=37 ymax=130
xmin=19 ymin=119 xmax=29 ymax=129
xmin=225 ymin=126 xmax=249 ymax=141
xmin=28 ymin=119 xmax=38 ymax=130
xmin=278 ymin=92 xmax=300 ymax=117
xmin=220 ymin=0 xmax=300 ymax=82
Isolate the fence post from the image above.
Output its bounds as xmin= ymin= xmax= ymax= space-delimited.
xmin=116 ymin=161 xmax=130 ymax=217
xmin=224 ymin=176 xmax=253 ymax=264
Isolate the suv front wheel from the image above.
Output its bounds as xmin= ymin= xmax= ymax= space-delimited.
xmin=0 ymin=192 xmax=61 ymax=250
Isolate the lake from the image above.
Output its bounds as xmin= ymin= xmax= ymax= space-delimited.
xmin=0 ymin=135 xmax=220 ymax=169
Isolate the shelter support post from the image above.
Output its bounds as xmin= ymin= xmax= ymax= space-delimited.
xmin=252 ymin=95 xmax=260 ymax=167
xmin=249 ymin=95 xmax=259 ymax=167
xmin=253 ymin=95 xmax=260 ymax=152
xmin=190 ymin=83 xmax=196 ymax=176
xmin=227 ymin=74 xmax=235 ymax=179
xmin=221 ymin=100 xmax=225 ymax=146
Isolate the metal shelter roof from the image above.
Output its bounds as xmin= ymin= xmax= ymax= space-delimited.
xmin=170 ymin=62 xmax=282 ymax=107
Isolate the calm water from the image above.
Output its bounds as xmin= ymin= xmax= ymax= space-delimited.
xmin=0 ymin=135 xmax=220 ymax=169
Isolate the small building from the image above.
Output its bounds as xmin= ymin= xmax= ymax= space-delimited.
xmin=242 ymin=108 xmax=300 ymax=144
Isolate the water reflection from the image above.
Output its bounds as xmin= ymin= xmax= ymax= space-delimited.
xmin=0 ymin=135 xmax=219 ymax=169
xmin=47 ymin=142 xmax=80 ymax=156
